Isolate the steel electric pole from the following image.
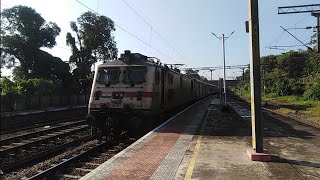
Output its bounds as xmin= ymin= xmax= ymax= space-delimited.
xmin=211 ymin=31 xmax=234 ymax=106
xmin=312 ymin=12 xmax=320 ymax=52
xmin=222 ymin=34 xmax=227 ymax=106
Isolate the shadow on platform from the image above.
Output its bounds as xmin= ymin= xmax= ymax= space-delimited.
xmin=272 ymin=155 xmax=320 ymax=168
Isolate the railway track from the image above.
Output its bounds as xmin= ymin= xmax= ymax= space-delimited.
xmin=26 ymin=133 xmax=133 ymax=180
xmin=1 ymin=114 xmax=86 ymax=135
xmin=0 ymin=123 xmax=91 ymax=172
xmin=0 ymin=124 xmax=89 ymax=155
xmin=1 ymin=100 xmax=198 ymax=179
xmin=22 ymin=101 xmax=200 ymax=179
xmin=1 ymin=135 xmax=95 ymax=173
xmin=0 ymin=120 xmax=86 ymax=145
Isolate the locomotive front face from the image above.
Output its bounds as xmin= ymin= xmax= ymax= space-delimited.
xmin=89 ymin=65 xmax=153 ymax=114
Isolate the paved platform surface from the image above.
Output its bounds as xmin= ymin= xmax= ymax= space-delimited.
xmin=81 ymin=96 xmax=320 ymax=180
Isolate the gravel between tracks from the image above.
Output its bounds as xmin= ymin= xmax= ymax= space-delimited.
xmin=0 ymin=129 xmax=90 ymax=170
xmin=0 ymin=121 xmax=84 ymax=140
xmin=2 ymin=139 xmax=100 ymax=179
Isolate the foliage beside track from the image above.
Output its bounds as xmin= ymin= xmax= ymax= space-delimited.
xmin=1 ymin=5 xmax=118 ymax=95
xmin=239 ymin=92 xmax=320 ymax=122
xmin=1 ymin=77 xmax=62 ymax=96
xmin=234 ymin=49 xmax=320 ymax=121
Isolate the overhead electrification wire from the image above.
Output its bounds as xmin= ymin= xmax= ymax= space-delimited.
xmin=280 ymin=26 xmax=314 ymax=51
xmin=267 ymin=14 xmax=311 ymax=49
xmin=203 ymin=72 xmax=211 ymax=80
xmin=120 ymin=0 xmax=195 ymax=67
xmin=74 ymin=0 xmax=180 ymax=64
xmin=267 ymin=31 xmax=285 ymax=47
xmin=290 ymin=14 xmax=310 ymax=28
xmin=267 ymin=45 xmax=305 ymax=48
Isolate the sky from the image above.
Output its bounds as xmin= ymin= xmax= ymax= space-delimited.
xmin=1 ymin=0 xmax=318 ymax=80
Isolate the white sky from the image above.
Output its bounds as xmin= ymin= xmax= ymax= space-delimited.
xmin=1 ymin=0 xmax=318 ymax=80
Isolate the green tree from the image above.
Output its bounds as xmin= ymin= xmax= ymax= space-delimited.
xmin=303 ymin=75 xmax=320 ymax=100
xmin=276 ymin=51 xmax=307 ymax=79
xmin=16 ymin=78 xmax=61 ymax=95
xmin=1 ymin=6 xmax=69 ymax=81
xmin=0 ymin=77 xmax=18 ymax=96
xmin=66 ymin=11 xmax=118 ymax=92
xmin=309 ymin=33 xmax=316 ymax=46
xmin=261 ymin=55 xmax=278 ymax=73
xmin=185 ymin=69 xmax=200 ymax=79
xmin=305 ymin=50 xmax=320 ymax=75
xmin=1 ymin=77 xmax=19 ymax=110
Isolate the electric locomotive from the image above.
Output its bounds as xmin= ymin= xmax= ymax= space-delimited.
xmin=86 ymin=50 xmax=217 ymax=135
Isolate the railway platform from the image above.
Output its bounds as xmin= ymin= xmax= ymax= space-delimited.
xmin=81 ymin=95 xmax=320 ymax=180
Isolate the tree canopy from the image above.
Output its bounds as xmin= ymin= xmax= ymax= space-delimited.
xmin=1 ymin=5 xmax=69 ymax=81
xmin=235 ymin=49 xmax=320 ymax=100
xmin=184 ymin=69 xmax=201 ymax=80
xmin=66 ymin=11 xmax=118 ymax=92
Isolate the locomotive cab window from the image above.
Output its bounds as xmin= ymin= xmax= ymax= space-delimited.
xmin=123 ymin=67 xmax=146 ymax=84
xmin=97 ymin=67 xmax=120 ymax=84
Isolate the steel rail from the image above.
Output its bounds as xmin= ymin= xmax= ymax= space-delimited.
xmin=1 ymin=115 xmax=86 ymax=135
xmin=2 ymin=136 xmax=95 ymax=173
xmin=27 ymin=141 xmax=110 ymax=180
xmin=1 ymin=120 xmax=86 ymax=145
xmin=0 ymin=125 xmax=89 ymax=156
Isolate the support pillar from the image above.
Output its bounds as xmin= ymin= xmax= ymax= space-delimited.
xmin=316 ymin=15 xmax=320 ymax=52
xmin=312 ymin=12 xmax=320 ymax=52
xmin=247 ymin=0 xmax=271 ymax=161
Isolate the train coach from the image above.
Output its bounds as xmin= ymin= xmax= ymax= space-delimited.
xmin=86 ymin=50 xmax=218 ymax=135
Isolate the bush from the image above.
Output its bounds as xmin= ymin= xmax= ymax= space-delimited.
xmin=303 ymin=76 xmax=320 ymax=100
xmin=16 ymin=78 xmax=62 ymax=95
xmin=1 ymin=77 xmax=19 ymax=96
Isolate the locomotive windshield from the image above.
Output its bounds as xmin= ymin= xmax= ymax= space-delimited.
xmin=123 ymin=67 xmax=146 ymax=84
xmin=97 ymin=67 xmax=120 ymax=84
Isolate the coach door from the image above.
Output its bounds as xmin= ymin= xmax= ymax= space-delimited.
xmin=161 ymin=68 xmax=165 ymax=106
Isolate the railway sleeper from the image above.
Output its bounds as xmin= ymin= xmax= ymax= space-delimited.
xmin=11 ymin=142 xmax=25 ymax=146
xmin=0 ymin=121 xmax=85 ymax=145
xmin=58 ymin=174 xmax=82 ymax=179
xmin=75 ymin=167 xmax=93 ymax=172
xmin=1 ymin=127 xmax=89 ymax=155
xmin=84 ymin=162 xmax=100 ymax=166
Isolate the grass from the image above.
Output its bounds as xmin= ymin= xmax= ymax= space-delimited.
xmin=263 ymin=95 xmax=320 ymax=121
xmin=276 ymin=108 xmax=295 ymax=114
xmin=235 ymin=91 xmax=320 ymax=122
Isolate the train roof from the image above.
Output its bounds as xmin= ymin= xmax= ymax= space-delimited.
xmin=98 ymin=50 xmax=216 ymax=87
xmin=98 ymin=50 xmax=159 ymax=67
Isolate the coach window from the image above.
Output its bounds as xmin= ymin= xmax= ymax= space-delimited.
xmin=180 ymin=76 xmax=183 ymax=88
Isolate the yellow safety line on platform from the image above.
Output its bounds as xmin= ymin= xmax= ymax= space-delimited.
xmin=184 ymin=135 xmax=202 ymax=180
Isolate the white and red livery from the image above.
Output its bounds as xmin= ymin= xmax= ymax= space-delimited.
xmin=86 ymin=50 xmax=218 ymax=134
